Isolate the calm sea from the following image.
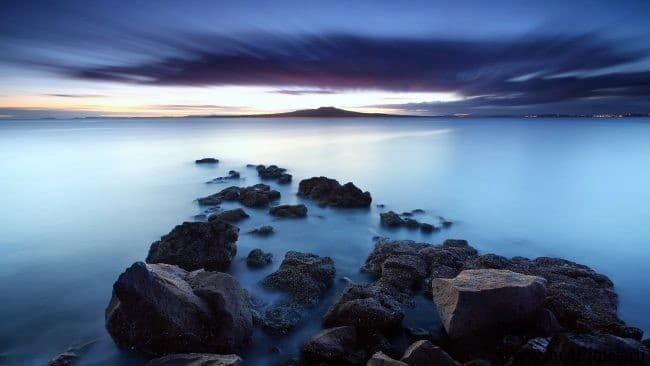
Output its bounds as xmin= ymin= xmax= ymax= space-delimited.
xmin=1 ymin=117 xmax=649 ymax=365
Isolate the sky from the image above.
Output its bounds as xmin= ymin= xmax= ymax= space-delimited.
xmin=1 ymin=0 xmax=649 ymax=118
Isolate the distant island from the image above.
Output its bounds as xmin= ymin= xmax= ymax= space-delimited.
xmin=197 ymin=106 xmax=412 ymax=118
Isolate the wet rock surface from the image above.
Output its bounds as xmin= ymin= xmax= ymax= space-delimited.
xmin=249 ymin=225 xmax=274 ymax=236
xmin=246 ymin=248 xmax=273 ymax=268
xmin=195 ymin=158 xmax=219 ymax=164
xmin=400 ymin=340 xmax=459 ymax=366
xmin=298 ymin=176 xmax=372 ymax=207
xmin=208 ymin=208 xmax=249 ymax=223
xmin=256 ymin=164 xmax=292 ymax=184
xmin=198 ymin=184 xmax=280 ymax=207
xmin=301 ymin=326 xmax=362 ymax=365
xmin=207 ymin=170 xmax=240 ymax=183
xmin=544 ymin=333 xmax=650 ymax=366
xmin=269 ymin=204 xmax=307 ymax=218
xmin=145 ymin=353 xmax=242 ymax=366
xmin=146 ymin=220 xmax=238 ymax=271
xmin=105 ymin=262 xmax=252 ymax=355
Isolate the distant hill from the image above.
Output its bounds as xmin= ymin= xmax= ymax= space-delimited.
xmin=198 ymin=106 xmax=412 ymax=118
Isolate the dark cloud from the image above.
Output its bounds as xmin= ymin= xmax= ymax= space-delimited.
xmin=17 ymin=32 xmax=650 ymax=113
xmin=270 ymin=89 xmax=337 ymax=95
xmin=45 ymin=93 xmax=106 ymax=98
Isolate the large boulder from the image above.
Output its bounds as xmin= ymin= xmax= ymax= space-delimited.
xmin=262 ymin=251 xmax=335 ymax=305
xmin=400 ymin=340 xmax=459 ymax=366
xmin=301 ymin=326 xmax=362 ymax=365
xmin=367 ymin=352 xmax=408 ymax=366
xmin=146 ymin=220 xmax=238 ymax=271
xmin=380 ymin=211 xmax=404 ymax=227
xmin=298 ymin=176 xmax=372 ymax=208
xmin=269 ymin=204 xmax=308 ymax=218
xmin=431 ymin=269 xmax=547 ymax=339
xmin=105 ymin=262 xmax=252 ymax=355
xmin=544 ymin=333 xmax=650 ymax=366
xmin=146 ymin=353 xmax=242 ymax=366
xmin=323 ymin=284 xmax=404 ymax=332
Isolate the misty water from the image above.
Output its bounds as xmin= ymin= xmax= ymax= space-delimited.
xmin=1 ymin=117 xmax=650 ymax=365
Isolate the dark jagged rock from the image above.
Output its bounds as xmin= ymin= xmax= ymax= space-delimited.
xmin=544 ymin=333 xmax=650 ymax=366
xmin=249 ymin=225 xmax=274 ymax=236
xmin=258 ymin=303 xmax=305 ymax=335
xmin=145 ymin=353 xmax=242 ymax=366
xmin=256 ymin=164 xmax=286 ymax=179
xmin=146 ymin=220 xmax=238 ymax=271
xmin=367 ymin=352 xmax=408 ymax=366
xmin=400 ymin=340 xmax=460 ymax=366
xmin=207 ymin=170 xmax=240 ymax=183
xmin=419 ymin=223 xmax=437 ymax=233
xmin=278 ymin=173 xmax=292 ymax=184
xmin=46 ymin=352 xmax=78 ymax=366
xmin=380 ymin=211 xmax=435 ymax=232
xmin=506 ymin=337 xmax=548 ymax=366
xmin=323 ymin=284 xmax=404 ymax=332
xmin=105 ymin=263 xmax=252 ymax=355
xmin=262 ymin=251 xmax=335 ymax=305
xmin=298 ymin=176 xmax=372 ymax=208
xmin=198 ymin=184 xmax=280 ymax=207
xmin=301 ymin=326 xmax=363 ymax=365
xmin=208 ymin=208 xmax=249 ymax=223
xmin=195 ymin=158 xmax=219 ymax=164
xmin=431 ymin=269 xmax=547 ymax=339
xmin=246 ymin=249 xmax=273 ymax=268
xmin=380 ymin=211 xmax=404 ymax=227
xmin=404 ymin=218 xmax=420 ymax=228
xmin=269 ymin=204 xmax=307 ymax=218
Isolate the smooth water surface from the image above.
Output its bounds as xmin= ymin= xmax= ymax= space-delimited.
xmin=1 ymin=117 xmax=649 ymax=365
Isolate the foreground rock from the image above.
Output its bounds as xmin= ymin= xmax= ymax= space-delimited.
xmin=269 ymin=204 xmax=307 ymax=218
xmin=432 ymin=269 xmax=547 ymax=339
xmin=208 ymin=208 xmax=249 ymax=223
xmin=46 ymin=352 xmax=78 ymax=366
xmin=146 ymin=220 xmax=238 ymax=271
xmin=367 ymin=352 xmax=408 ymax=366
xmin=246 ymin=248 xmax=273 ymax=268
xmin=400 ymin=340 xmax=459 ymax=366
xmin=106 ymin=262 xmax=252 ymax=355
xmin=323 ymin=284 xmax=404 ymax=332
xmin=298 ymin=176 xmax=372 ymax=207
xmin=544 ymin=333 xmax=650 ymax=366
xmin=256 ymin=164 xmax=292 ymax=184
xmin=198 ymin=184 xmax=280 ymax=207
xmin=146 ymin=353 xmax=242 ymax=366
xmin=195 ymin=158 xmax=219 ymax=164
xmin=301 ymin=326 xmax=362 ymax=365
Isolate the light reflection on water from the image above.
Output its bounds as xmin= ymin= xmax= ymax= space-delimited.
xmin=1 ymin=117 xmax=649 ymax=365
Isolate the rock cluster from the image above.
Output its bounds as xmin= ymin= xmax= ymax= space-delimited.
xmin=207 ymin=170 xmax=240 ymax=183
xmin=269 ymin=204 xmax=307 ymax=218
xmin=198 ymin=184 xmax=280 ymax=207
xmin=105 ymin=263 xmax=252 ymax=355
xmin=256 ymin=164 xmax=292 ymax=184
xmin=298 ymin=176 xmax=372 ymax=207
xmin=146 ymin=220 xmax=238 ymax=271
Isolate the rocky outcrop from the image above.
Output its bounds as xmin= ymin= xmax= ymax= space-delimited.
xmin=207 ymin=170 xmax=240 ymax=183
xmin=544 ymin=333 xmax=650 ymax=366
xmin=298 ymin=177 xmax=372 ymax=208
xmin=379 ymin=211 xmax=437 ymax=233
xmin=400 ymin=340 xmax=459 ymax=366
xmin=269 ymin=204 xmax=307 ymax=218
xmin=146 ymin=220 xmax=238 ymax=271
xmin=262 ymin=251 xmax=335 ymax=304
xmin=249 ymin=225 xmax=274 ymax=236
xmin=198 ymin=184 xmax=280 ymax=207
xmin=246 ymin=248 xmax=273 ymax=268
xmin=208 ymin=208 xmax=249 ymax=223
xmin=256 ymin=165 xmax=292 ymax=184
xmin=367 ymin=352 xmax=408 ymax=366
xmin=145 ymin=353 xmax=242 ymax=366
xmin=301 ymin=326 xmax=362 ymax=365
xmin=379 ymin=211 xmax=403 ymax=227
xmin=195 ymin=158 xmax=219 ymax=164
xmin=431 ymin=269 xmax=547 ymax=339
xmin=105 ymin=262 xmax=252 ymax=355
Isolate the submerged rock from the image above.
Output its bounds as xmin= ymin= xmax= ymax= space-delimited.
xmin=208 ymin=208 xmax=249 ymax=223
xmin=262 ymin=251 xmax=335 ymax=305
xmin=198 ymin=184 xmax=280 ymax=207
xmin=195 ymin=158 xmax=219 ymax=164
xmin=256 ymin=165 xmax=292 ymax=184
xmin=301 ymin=326 xmax=362 ymax=365
xmin=431 ymin=269 xmax=547 ymax=339
xmin=298 ymin=176 xmax=372 ymax=208
xmin=380 ymin=211 xmax=404 ymax=227
xmin=269 ymin=204 xmax=307 ymax=218
xmin=105 ymin=262 xmax=252 ymax=355
xmin=146 ymin=220 xmax=238 ymax=271
xmin=145 ymin=353 xmax=242 ymax=366
xmin=249 ymin=225 xmax=274 ymax=236
xmin=207 ymin=170 xmax=240 ymax=183
xmin=46 ymin=352 xmax=78 ymax=366
xmin=246 ymin=249 xmax=273 ymax=268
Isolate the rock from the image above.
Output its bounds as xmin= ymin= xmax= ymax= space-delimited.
xmin=419 ymin=223 xmax=437 ymax=233
xmin=196 ymin=158 xmax=219 ymax=164
xmin=431 ymin=269 xmax=547 ymax=339
xmin=208 ymin=170 xmax=240 ymax=183
xmin=405 ymin=327 xmax=431 ymax=344
xmin=258 ymin=303 xmax=305 ymax=335
xmin=367 ymin=352 xmax=408 ymax=366
xmin=439 ymin=217 xmax=453 ymax=228
xmin=400 ymin=340 xmax=459 ymax=366
xmin=404 ymin=218 xmax=420 ymax=228
xmin=301 ymin=326 xmax=362 ymax=365
xmin=545 ymin=333 xmax=650 ymax=365
xmin=145 ymin=353 xmax=242 ymax=366
xmin=379 ymin=254 xmax=428 ymax=291
xmin=106 ymin=262 xmax=251 ymax=355
xmin=246 ymin=249 xmax=273 ymax=268
xmin=250 ymin=225 xmax=274 ymax=236
xmin=298 ymin=176 xmax=372 ymax=208
xmin=506 ymin=337 xmax=549 ymax=366
xmin=146 ymin=220 xmax=238 ymax=271
xmin=379 ymin=211 xmax=404 ymax=227
xmin=278 ymin=173 xmax=292 ymax=184
xmin=208 ymin=208 xmax=249 ymax=223
xmin=269 ymin=204 xmax=307 ymax=218
xmin=464 ymin=360 xmax=492 ymax=366
xmin=262 ymin=251 xmax=335 ymax=305
xmin=198 ymin=184 xmax=280 ymax=207
xmin=323 ymin=284 xmax=403 ymax=332
xmin=412 ymin=209 xmax=425 ymax=214
xmin=256 ymin=164 xmax=288 ymax=180
xmin=46 ymin=352 xmax=78 ymax=366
